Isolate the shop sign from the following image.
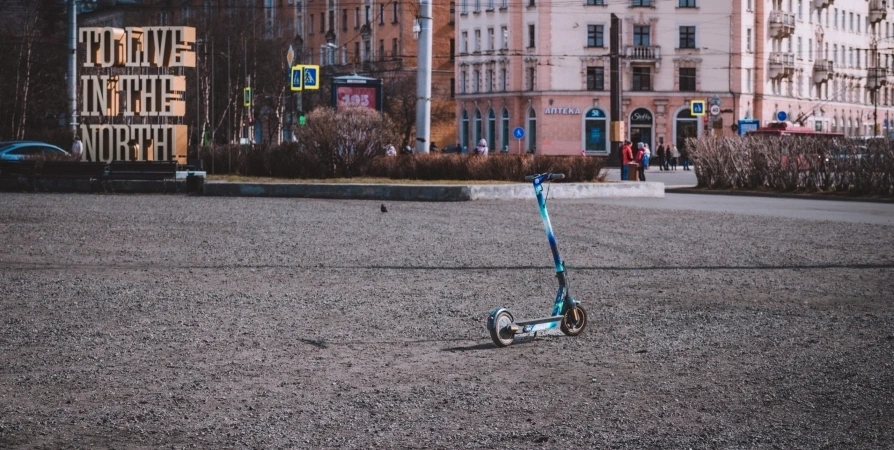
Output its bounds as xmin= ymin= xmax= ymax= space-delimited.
xmin=544 ymin=107 xmax=582 ymax=115
xmin=630 ymin=109 xmax=653 ymax=125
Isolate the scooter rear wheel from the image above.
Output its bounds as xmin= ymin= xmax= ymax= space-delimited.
xmin=489 ymin=310 xmax=515 ymax=347
xmin=560 ymin=305 xmax=587 ymax=336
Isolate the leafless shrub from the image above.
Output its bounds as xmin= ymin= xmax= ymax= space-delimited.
xmin=369 ymin=154 xmax=606 ymax=182
xmin=689 ymin=136 xmax=894 ymax=196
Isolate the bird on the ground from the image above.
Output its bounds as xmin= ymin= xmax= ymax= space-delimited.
xmin=380 ymin=204 xmax=388 ymax=213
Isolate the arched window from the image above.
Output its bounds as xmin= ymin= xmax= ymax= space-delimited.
xmin=487 ymin=109 xmax=496 ymax=150
xmin=500 ymin=108 xmax=510 ymax=153
xmin=583 ymin=108 xmax=608 ymax=154
xmin=461 ymin=110 xmax=469 ymax=149
xmin=527 ymin=108 xmax=537 ymax=152
xmin=675 ymin=108 xmax=698 ymax=154
xmin=474 ymin=109 xmax=483 ymax=144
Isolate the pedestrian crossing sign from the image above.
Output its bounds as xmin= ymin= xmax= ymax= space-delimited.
xmin=302 ymin=65 xmax=320 ymax=90
xmin=690 ymin=100 xmax=706 ymax=116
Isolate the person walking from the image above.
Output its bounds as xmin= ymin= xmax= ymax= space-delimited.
xmin=669 ymin=143 xmax=680 ymax=170
xmin=636 ymin=143 xmax=649 ymax=181
xmin=681 ymin=145 xmax=691 ymax=170
xmin=620 ymin=140 xmax=634 ymax=181
xmin=475 ymin=138 xmax=489 ymax=156
xmin=70 ymin=135 xmax=83 ymax=160
xmin=656 ymin=142 xmax=666 ymax=171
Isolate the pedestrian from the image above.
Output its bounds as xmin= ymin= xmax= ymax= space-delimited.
xmin=681 ymin=145 xmax=691 ymax=170
xmin=385 ymin=144 xmax=397 ymax=156
xmin=669 ymin=143 xmax=680 ymax=170
xmin=656 ymin=142 xmax=666 ymax=171
xmin=620 ymin=140 xmax=634 ymax=180
xmin=635 ymin=142 xmax=649 ymax=181
xmin=70 ymin=135 xmax=83 ymax=160
xmin=475 ymin=138 xmax=488 ymax=156
xmin=430 ymin=142 xmax=438 ymax=153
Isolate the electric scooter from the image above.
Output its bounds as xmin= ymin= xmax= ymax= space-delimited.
xmin=486 ymin=173 xmax=588 ymax=347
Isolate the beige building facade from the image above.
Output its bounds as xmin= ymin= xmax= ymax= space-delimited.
xmin=455 ymin=0 xmax=894 ymax=157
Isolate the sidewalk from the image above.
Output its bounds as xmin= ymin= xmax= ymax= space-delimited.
xmin=602 ymin=165 xmax=698 ymax=188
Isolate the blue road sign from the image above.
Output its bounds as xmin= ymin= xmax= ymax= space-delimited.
xmin=303 ymin=65 xmax=320 ymax=90
xmin=776 ymin=110 xmax=788 ymax=122
xmin=290 ymin=66 xmax=303 ymax=91
xmin=513 ymin=127 xmax=525 ymax=139
xmin=690 ymin=100 xmax=706 ymax=116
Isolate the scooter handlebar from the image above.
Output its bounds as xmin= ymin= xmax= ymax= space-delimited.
xmin=525 ymin=173 xmax=566 ymax=182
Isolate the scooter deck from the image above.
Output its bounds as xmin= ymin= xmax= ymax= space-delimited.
xmin=509 ymin=315 xmax=564 ymax=333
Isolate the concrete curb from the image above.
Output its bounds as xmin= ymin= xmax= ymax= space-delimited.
xmin=203 ymin=181 xmax=665 ymax=201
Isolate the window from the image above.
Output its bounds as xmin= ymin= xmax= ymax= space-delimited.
xmin=474 ymin=29 xmax=481 ymax=52
xmin=500 ymin=67 xmax=507 ymax=91
xmin=379 ymin=5 xmax=385 ymax=25
xmin=474 ymin=110 xmax=482 ymax=142
xmin=746 ymin=28 xmax=752 ymax=51
xmin=501 ymin=26 xmax=508 ymax=50
xmin=527 ymin=109 xmax=536 ymax=152
xmin=679 ymin=0 xmax=695 ymax=7
xmin=460 ymin=70 xmax=467 ymax=94
xmin=797 ymin=0 xmax=802 ymax=20
xmin=449 ymin=2 xmax=455 ymax=24
xmin=587 ymin=25 xmax=604 ymax=48
xmin=355 ymin=8 xmax=359 ymax=29
xmin=342 ymin=9 xmax=347 ymax=31
xmin=679 ymin=67 xmax=696 ymax=91
xmin=461 ymin=31 xmax=468 ymax=53
xmin=392 ymin=38 xmax=398 ymax=58
xmin=633 ymin=25 xmax=650 ymax=46
xmin=527 ymin=67 xmax=535 ymax=90
xmin=487 ymin=109 xmax=496 ymax=150
xmin=797 ymin=37 xmax=802 ymax=59
xmin=632 ymin=0 xmax=651 ymax=6
xmin=474 ymin=0 xmax=481 ymax=12
xmin=745 ymin=68 xmax=752 ymax=93
xmin=461 ymin=110 xmax=469 ymax=148
xmin=393 ymin=3 xmax=398 ymax=23
xmin=310 ymin=14 xmax=314 ymax=34
xmin=528 ymin=24 xmax=535 ymax=48
xmin=450 ymin=78 xmax=455 ymax=98
xmin=679 ymin=26 xmax=695 ymax=48
xmin=473 ymin=68 xmax=480 ymax=92
xmin=632 ymin=66 xmax=651 ymax=91
xmin=586 ymin=0 xmax=606 ymax=5
xmin=449 ymin=39 xmax=455 ymax=60
xmin=488 ymin=28 xmax=495 ymax=51
xmin=501 ymin=109 xmax=509 ymax=152
xmin=378 ymin=40 xmax=384 ymax=60
xmin=587 ymin=67 xmax=604 ymax=90
xmin=321 ymin=12 xmax=325 ymax=32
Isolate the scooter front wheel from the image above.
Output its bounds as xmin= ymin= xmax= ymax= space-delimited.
xmin=560 ymin=305 xmax=587 ymax=336
xmin=489 ymin=310 xmax=515 ymax=347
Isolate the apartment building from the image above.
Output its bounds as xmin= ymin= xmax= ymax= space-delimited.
xmin=454 ymin=0 xmax=894 ymax=157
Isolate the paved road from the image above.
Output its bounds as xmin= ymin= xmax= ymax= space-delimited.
xmin=575 ymin=193 xmax=894 ymax=226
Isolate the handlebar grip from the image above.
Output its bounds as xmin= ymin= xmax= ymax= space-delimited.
xmin=550 ymin=173 xmax=566 ymax=181
xmin=524 ymin=175 xmax=536 ymax=182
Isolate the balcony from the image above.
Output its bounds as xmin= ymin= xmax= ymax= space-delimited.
xmin=867 ymin=67 xmax=888 ymax=90
xmin=625 ymin=45 xmax=660 ymax=62
xmin=769 ymin=10 xmax=796 ymax=39
xmin=869 ymin=0 xmax=887 ymax=24
xmin=768 ymin=52 xmax=795 ymax=80
xmin=814 ymin=0 xmax=834 ymax=8
xmin=812 ymin=59 xmax=834 ymax=83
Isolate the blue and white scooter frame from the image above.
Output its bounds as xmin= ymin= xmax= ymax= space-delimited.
xmin=486 ymin=173 xmax=587 ymax=347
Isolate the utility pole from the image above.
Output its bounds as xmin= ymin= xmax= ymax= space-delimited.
xmin=609 ymin=14 xmax=622 ymax=166
xmin=68 ymin=0 xmax=78 ymax=134
xmin=414 ymin=0 xmax=432 ymax=153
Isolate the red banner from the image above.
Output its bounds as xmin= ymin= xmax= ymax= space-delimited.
xmin=335 ymin=86 xmax=378 ymax=110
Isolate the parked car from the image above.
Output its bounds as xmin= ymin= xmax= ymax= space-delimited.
xmin=441 ymin=144 xmax=464 ymax=154
xmin=0 ymin=141 xmax=70 ymax=161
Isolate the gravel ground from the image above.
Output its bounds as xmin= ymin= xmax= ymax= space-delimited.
xmin=1 ymin=193 xmax=892 ymax=449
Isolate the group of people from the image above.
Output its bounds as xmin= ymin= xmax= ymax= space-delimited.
xmin=620 ymin=140 xmax=691 ymax=181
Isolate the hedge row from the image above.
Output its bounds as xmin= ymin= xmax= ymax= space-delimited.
xmin=689 ymin=136 xmax=894 ymax=196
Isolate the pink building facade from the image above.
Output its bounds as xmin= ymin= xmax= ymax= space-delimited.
xmin=454 ymin=0 xmax=894 ymax=157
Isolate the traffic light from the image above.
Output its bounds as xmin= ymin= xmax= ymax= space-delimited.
xmin=243 ymin=87 xmax=252 ymax=106
xmin=298 ymin=112 xmax=306 ymax=126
